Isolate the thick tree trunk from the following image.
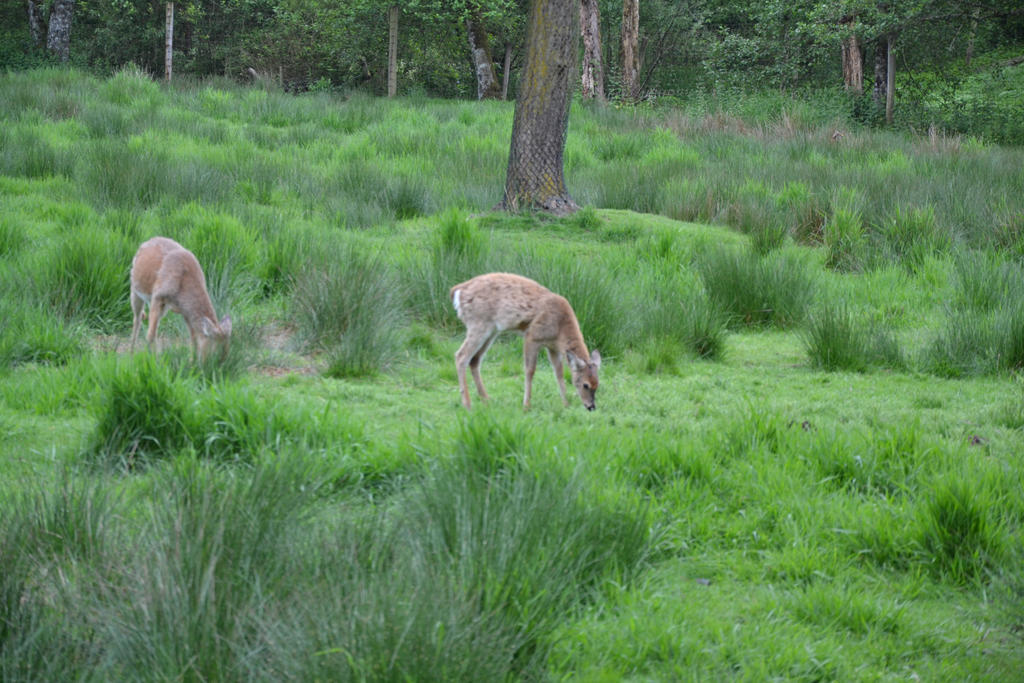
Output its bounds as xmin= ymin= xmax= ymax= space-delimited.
xmin=387 ymin=5 xmax=398 ymax=97
xmin=841 ymin=32 xmax=863 ymax=94
xmin=27 ymin=0 xmax=45 ymax=46
xmin=45 ymin=0 xmax=75 ymax=63
xmin=467 ymin=11 xmax=501 ymax=100
xmin=501 ymin=0 xmax=578 ymax=216
xmin=621 ymin=0 xmax=639 ymax=100
xmin=579 ymin=0 xmax=604 ymax=101
xmin=501 ymin=42 xmax=512 ymax=100
xmin=885 ymin=34 xmax=895 ymax=125
xmin=165 ymin=2 xmax=174 ymax=81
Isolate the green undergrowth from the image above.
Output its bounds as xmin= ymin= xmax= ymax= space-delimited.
xmin=1 ymin=68 xmax=1022 ymax=680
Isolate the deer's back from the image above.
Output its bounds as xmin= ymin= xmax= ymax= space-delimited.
xmin=452 ymin=272 xmax=568 ymax=331
xmin=130 ymin=237 xmax=207 ymax=302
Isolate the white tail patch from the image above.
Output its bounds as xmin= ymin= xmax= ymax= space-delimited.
xmin=452 ymin=288 xmax=463 ymax=317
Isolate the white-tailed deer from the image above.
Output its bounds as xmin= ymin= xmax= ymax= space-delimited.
xmin=450 ymin=272 xmax=601 ymax=411
xmin=129 ymin=236 xmax=232 ymax=361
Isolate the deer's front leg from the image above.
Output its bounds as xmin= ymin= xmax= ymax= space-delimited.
xmin=522 ymin=339 xmax=541 ymax=411
xmin=145 ymin=296 xmax=167 ymax=353
xmin=547 ymin=348 xmax=569 ymax=406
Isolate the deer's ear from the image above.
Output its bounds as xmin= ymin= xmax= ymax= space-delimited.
xmin=567 ymin=350 xmax=586 ymax=371
xmin=220 ymin=315 xmax=232 ymax=336
xmin=590 ymin=349 xmax=601 ymax=369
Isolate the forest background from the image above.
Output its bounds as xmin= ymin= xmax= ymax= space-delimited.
xmin=3 ymin=0 xmax=1024 ymax=145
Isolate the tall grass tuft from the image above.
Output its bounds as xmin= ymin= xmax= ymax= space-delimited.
xmin=395 ymin=453 xmax=653 ymax=675
xmin=879 ymin=206 xmax=952 ymax=269
xmin=405 ymin=208 xmax=490 ymax=329
xmin=86 ymin=354 xmax=200 ymax=468
xmin=291 ymin=241 xmax=405 ymax=377
xmin=803 ymin=302 xmax=904 ymax=372
xmin=916 ymin=476 xmax=1006 ymax=584
xmin=31 ymin=225 xmax=134 ymax=332
xmin=823 ymin=206 xmax=868 ymax=272
xmin=0 ymin=298 xmax=85 ymax=367
xmin=697 ymin=245 xmax=814 ymax=329
xmin=96 ymin=457 xmax=320 ymax=679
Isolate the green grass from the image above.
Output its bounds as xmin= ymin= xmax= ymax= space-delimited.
xmin=0 ymin=68 xmax=1022 ymax=681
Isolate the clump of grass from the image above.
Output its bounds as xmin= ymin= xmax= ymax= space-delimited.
xmin=291 ymin=241 xmax=405 ymax=377
xmin=405 ymin=208 xmax=490 ymax=329
xmin=803 ymin=302 xmax=904 ymax=372
xmin=879 ymin=206 xmax=952 ymax=269
xmin=29 ymin=226 xmax=134 ymax=333
xmin=823 ymin=206 xmax=867 ymax=271
xmin=0 ymin=215 xmax=28 ymax=258
xmin=951 ymin=249 xmax=1023 ymax=313
xmin=916 ymin=476 xmax=1007 ymax=584
xmin=86 ymin=353 xmax=201 ymax=468
xmin=697 ymin=245 xmax=814 ymax=329
xmin=0 ymin=298 xmax=85 ymax=367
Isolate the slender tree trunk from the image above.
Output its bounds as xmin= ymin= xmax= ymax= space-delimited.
xmin=45 ymin=0 xmax=75 ymax=63
xmin=387 ymin=5 xmax=398 ymax=97
xmin=467 ymin=10 xmax=501 ymax=100
xmin=885 ymin=34 xmax=895 ymax=125
xmin=27 ymin=0 xmax=45 ymax=46
xmin=501 ymin=0 xmax=579 ymax=216
xmin=501 ymin=43 xmax=512 ymax=100
xmin=966 ymin=7 xmax=980 ymax=66
xmin=579 ymin=0 xmax=604 ymax=101
xmin=165 ymin=2 xmax=174 ymax=81
xmin=872 ymin=38 xmax=887 ymax=110
xmin=841 ymin=31 xmax=863 ymax=94
xmin=621 ymin=0 xmax=639 ymax=100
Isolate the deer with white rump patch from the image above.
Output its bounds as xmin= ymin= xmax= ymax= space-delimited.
xmin=451 ymin=272 xmax=601 ymax=411
xmin=129 ymin=236 xmax=232 ymax=361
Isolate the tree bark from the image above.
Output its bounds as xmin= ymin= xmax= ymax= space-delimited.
xmin=45 ymin=0 xmax=75 ymax=63
xmin=27 ymin=0 xmax=45 ymax=47
xmin=165 ymin=2 xmax=174 ymax=81
xmin=841 ymin=30 xmax=863 ymax=94
xmin=872 ymin=38 xmax=887 ymax=110
xmin=387 ymin=5 xmax=399 ymax=97
xmin=467 ymin=10 xmax=501 ymax=100
xmin=621 ymin=0 xmax=639 ymax=100
xmin=579 ymin=0 xmax=604 ymax=101
xmin=501 ymin=0 xmax=578 ymax=216
xmin=501 ymin=42 xmax=512 ymax=100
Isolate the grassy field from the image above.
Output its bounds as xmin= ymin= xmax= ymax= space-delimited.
xmin=1 ymin=67 xmax=1023 ymax=680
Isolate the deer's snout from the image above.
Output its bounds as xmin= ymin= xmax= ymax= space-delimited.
xmin=586 ymin=404 xmax=596 ymax=411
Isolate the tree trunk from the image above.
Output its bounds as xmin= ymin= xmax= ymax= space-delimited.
xmin=165 ymin=2 xmax=174 ymax=81
xmin=841 ymin=31 xmax=863 ymax=94
xmin=579 ymin=0 xmax=604 ymax=101
xmin=872 ymin=38 xmax=887 ymax=110
xmin=467 ymin=10 xmax=501 ymax=100
xmin=501 ymin=42 xmax=512 ymax=100
xmin=27 ymin=0 xmax=45 ymax=47
xmin=387 ymin=5 xmax=398 ymax=97
xmin=885 ymin=34 xmax=895 ymax=125
xmin=45 ymin=0 xmax=75 ymax=63
xmin=621 ymin=0 xmax=639 ymax=100
xmin=501 ymin=0 xmax=579 ymax=216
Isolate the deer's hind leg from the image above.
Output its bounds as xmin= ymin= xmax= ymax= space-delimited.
xmin=455 ymin=326 xmax=499 ymax=409
xmin=130 ymin=290 xmax=146 ymax=352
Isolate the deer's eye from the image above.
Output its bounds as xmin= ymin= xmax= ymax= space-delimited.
xmin=583 ymin=383 xmax=591 ymax=391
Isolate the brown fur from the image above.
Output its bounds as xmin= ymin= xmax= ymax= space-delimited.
xmin=129 ymin=237 xmax=232 ymax=361
xmin=450 ymin=272 xmax=601 ymax=410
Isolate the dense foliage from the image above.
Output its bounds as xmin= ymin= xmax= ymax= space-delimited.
xmin=3 ymin=0 xmax=1024 ymax=142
